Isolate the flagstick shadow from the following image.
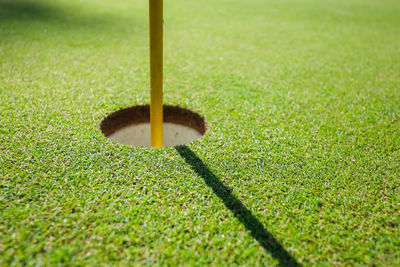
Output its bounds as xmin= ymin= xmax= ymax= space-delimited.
xmin=175 ymin=145 xmax=301 ymax=266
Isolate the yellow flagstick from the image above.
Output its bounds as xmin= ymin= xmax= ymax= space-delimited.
xmin=149 ymin=0 xmax=163 ymax=148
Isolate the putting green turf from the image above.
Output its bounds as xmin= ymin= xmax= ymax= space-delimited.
xmin=1 ymin=0 xmax=400 ymax=265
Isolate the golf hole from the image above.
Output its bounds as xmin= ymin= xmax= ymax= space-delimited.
xmin=100 ymin=105 xmax=207 ymax=147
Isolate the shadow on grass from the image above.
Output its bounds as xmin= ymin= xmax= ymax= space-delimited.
xmin=0 ymin=0 xmax=138 ymax=35
xmin=0 ymin=1 xmax=61 ymax=22
xmin=176 ymin=145 xmax=301 ymax=266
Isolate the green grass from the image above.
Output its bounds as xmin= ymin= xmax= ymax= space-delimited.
xmin=1 ymin=0 xmax=400 ymax=265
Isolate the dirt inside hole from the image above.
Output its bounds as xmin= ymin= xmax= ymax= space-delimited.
xmin=100 ymin=105 xmax=207 ymax=147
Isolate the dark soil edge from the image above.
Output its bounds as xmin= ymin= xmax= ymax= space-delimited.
xmin=100 ymin=105 xmax=208 ymax=137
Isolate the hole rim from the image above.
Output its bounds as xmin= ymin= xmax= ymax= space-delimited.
xmin=100 ymin=104 xmax=208 ymax=146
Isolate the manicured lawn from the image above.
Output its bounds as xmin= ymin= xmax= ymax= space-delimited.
xmin=1 ymin=0 xmax=399 ymax=265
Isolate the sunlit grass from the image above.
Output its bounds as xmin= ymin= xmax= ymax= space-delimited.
xmin=1 ymin=0 xmax=399 ymax=265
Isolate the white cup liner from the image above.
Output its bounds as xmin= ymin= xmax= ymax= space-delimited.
xmin=100 ymin=105 xmax=207 ymax=147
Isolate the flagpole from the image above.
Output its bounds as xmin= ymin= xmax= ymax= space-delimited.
xmin=149 ymin=0 xmax=163 ymax=148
